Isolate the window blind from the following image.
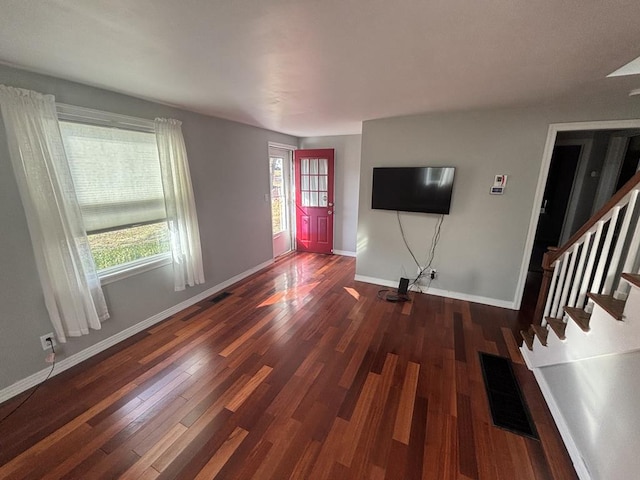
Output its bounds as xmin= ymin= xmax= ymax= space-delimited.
xmin=59 ymin=121 xmax=166 ymax=233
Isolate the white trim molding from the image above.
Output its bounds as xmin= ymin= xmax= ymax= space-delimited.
xmin=0 ymin=259 xmax=274 ymax=404
xmin=354 ymin=274 xmax=516 ymax=309
xmin=267 ymin=141 xmax=297 ymax=151
xmin=100 ymin=253 xmax=172 ymax=285
xmin=56 ymin=103 xmax=155 ymax=132
xmin=333 ymin=249 xmax=357 ymax=257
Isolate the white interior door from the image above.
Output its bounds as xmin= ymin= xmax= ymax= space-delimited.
xmin=269 ymin=146 xmax=294 ymax=257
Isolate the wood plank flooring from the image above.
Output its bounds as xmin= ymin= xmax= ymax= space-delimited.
xmin=0 ymin=253 xmax=578 ymax=479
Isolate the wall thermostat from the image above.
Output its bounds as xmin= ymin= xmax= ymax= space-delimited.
xmin=490 ymin=174 xmax=507 ymax=195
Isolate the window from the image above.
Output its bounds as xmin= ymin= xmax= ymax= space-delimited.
xmin=59 ymin=113 xmax=170 ymax=278
xmin=269 ymin=156 xmax=287 ymax=234
xmin=299 ymin=157 xmax=329 ymax=207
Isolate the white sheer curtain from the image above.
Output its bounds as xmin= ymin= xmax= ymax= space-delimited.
xmin=155 ymin=118 xmax=205 ymax=290
xmin=0 ymin=86 xmax=109 ymax=342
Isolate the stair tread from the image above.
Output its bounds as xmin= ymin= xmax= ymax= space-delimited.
xmin=564 ymin=307 xmax=591 ymax=332
xmin=520 ymin=327 xmax=534 ymax=351
xmin=531 ymin=324 xmax=548 ymax=346
xmin=587 ymin=293 xmax=625 ymax=320
xmin=545 ymin=317 xmax=567 ymax=340
xmin=621 ymin=272 xmax=640 ymax=290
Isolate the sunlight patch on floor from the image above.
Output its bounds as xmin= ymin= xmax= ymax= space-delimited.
xmin=344 ymin=287 xmax=360 ymax=301
xmin=258 ymin=281 xmax=320 ymax=307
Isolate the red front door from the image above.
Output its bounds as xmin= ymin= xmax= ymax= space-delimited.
xmin=294 ymin=149 xmax=334 ymax=254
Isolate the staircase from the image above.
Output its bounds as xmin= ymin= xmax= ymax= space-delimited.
xmin=521 ymin=170 xmax=640 ymax=369
xmin=519 ymin=171 xmax=640 ymax=480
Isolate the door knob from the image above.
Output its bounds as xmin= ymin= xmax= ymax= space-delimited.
xmin=328 ymin=210 xmax=333 ymax=215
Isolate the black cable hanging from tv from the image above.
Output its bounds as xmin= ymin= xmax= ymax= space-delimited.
xmin=396 ymin=211 xmax=444 ymax=292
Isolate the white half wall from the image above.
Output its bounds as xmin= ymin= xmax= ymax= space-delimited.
xmin=539 ymin=351 xmax=640 ymax=479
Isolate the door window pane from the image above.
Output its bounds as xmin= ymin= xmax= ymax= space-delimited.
xmin=310 ymin=175 xmax=318 ymax=192
xmin=319 ymin=175 xmax=327 ymax=192
xmin=301 ymin=158 xmax=309 ymax=174
xmin=319 ymin=158 xmax=328 ymax=174
xmin=310 ymin=158 xmax=318 ymax=174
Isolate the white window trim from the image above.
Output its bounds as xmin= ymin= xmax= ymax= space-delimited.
xmin=267 ymin=141 xmax=297 ymax=151
xmin=57 ymin=103 xmax=155 ymax=132
xmin=57 ymin=103 xmax=171 ymax=284
xmin=99 ymin=252 xmax=172 ymax=285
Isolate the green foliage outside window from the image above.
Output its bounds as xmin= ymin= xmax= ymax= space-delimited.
xmin=88 ymin=223 xmax=170 ymax=270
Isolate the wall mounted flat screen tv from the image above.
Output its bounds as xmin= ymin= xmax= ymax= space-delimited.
xmin=371 ymin=167 xmax=455 ymax=214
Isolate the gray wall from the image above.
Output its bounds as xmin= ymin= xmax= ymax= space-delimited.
xmin=540 ymin=351 xmax=640 ymax=479
xmin=0 ymin=64 xmax=297 ymax=390
xmin=357 ymin=98 xmax=640 ymax=305
xmin=301 ymin=135 xmax=361 ymax=254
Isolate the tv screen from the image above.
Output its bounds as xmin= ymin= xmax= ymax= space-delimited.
xmin=371 ymin=167 xmax=455 ymax=214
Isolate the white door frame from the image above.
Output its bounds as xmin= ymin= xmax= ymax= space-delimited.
xmin=268 ymin=142 xmax=296 ymax=258
xmin=514 ymin=119 xmax=640 ymax=310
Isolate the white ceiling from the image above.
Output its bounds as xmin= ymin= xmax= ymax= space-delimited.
xmin=1 ymin=0 xmax=640 ymax=137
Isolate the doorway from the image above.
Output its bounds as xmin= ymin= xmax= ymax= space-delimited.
xmin=269 ymin=145 xmax=294 ymax=258
xmin=294 ymin=149 xmax=335 ymax=254
xmin=529 ymin=144 xmax=582 ymax=272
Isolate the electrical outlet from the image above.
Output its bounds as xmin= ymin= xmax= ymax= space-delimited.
xmin=39 ymin=333 xmax=56 ymax=350
xmin=430 ymin=269 xmax=437 ymax=279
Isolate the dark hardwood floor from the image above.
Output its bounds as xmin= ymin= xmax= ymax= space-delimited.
xmin=0 ymin=253 xmax=577 ymax=479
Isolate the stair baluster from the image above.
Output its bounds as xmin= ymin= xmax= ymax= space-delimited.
xmin=558 ymin=243 xmax=579 ymax=315
xmin=567 ymin=233 xmax=591 ymax=309
xmin=587 ymin=207 xmax=621 ymax=311
xmin=576 ymin=222 xmax=604 ymax=310
xmin=542 ymin=257 xmax=561 ymax=324
xmin=604 ymin=190 xmax=638 ymax=295
xmin=550 ymin=252 xmax=570 ymax=319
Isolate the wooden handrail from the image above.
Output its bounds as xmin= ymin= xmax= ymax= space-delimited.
xmin=548 ymin=169 xmax=640 ymax=265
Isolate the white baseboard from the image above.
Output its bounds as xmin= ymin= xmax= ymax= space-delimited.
xmin=333 ymin=250 xmax=356 ymax=257
xmin=353 ymin=274 xmax=516 ymax=309
xmin=0 ymin=259 xmax=274 ymax=404
xmin=531 ymin=368 xmax=592 ymax=480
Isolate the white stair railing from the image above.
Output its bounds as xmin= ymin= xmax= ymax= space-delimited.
xmin=538 ymin=176 xmax=640 ymax=324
